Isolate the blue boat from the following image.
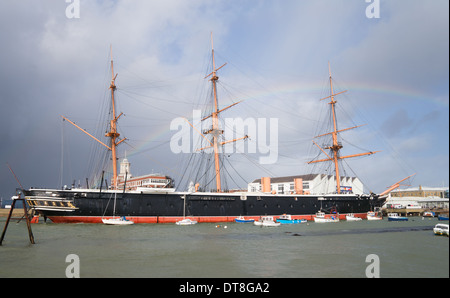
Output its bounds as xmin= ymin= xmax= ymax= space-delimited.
xmin=438 ymin=214 xmax=449 ymax=221
xmin=276 ymin=214 xmax=307 ymax=224
xmin=235 ymin=216 xmax=255 ymax=223
xmin=388 ymin=213 xmax=408 ymax=221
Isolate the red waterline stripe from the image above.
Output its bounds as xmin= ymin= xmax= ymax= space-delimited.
xmin=41 ymin=213 xmax=367 ymax=224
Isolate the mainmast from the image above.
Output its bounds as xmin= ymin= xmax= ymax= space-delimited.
xmin=308 ymin=63 xmax=379 ymax=194
xmin=209 ymin=35 xmax=222 ymax=191
xmin=199 ymin=33 xmax=248 ymax=192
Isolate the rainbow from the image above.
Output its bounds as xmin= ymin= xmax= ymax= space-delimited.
xmin=124 ymin=79 xmax=447 ymax=158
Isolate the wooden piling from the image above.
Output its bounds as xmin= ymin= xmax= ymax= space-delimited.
xmin=0 ymin=193 xmax=35 ymax=245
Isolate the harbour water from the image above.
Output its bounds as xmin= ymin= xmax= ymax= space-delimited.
xmin=0 ymin=217 xmax=448 ymax=278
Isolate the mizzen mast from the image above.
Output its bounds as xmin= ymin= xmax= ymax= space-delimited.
xmin=308 ymin=63 xmax=379 ymax=194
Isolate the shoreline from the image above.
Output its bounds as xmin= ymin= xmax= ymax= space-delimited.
xmin=0 ymin=208 xmax=25 ymax=217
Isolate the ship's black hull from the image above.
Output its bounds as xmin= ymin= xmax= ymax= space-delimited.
xmin=23 ymin=188 xmax=384 ymax=223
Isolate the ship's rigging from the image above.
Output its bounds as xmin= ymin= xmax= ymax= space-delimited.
xmin=21 ymin=36 xmax=422 ymax=226
xmin=59 ymin=39 xmax=252 ymax=193
xmin=61 ymin=46 xmax=126 ymax=190
xmin=57 ymin=43 xmax=400 ymax=195
xmin=307 ymin=63 xmax=380 ymax=194
xmin=182 ymin=34 xmax=249 ymax=192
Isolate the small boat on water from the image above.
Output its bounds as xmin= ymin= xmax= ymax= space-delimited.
xmin=175 ymin=218 xmax=198 ymax=226
xmin=346 ymin=213 xmax=362 ymax=221
xmin=235 ymin=216 xmax=255 ymax=223
xmin=176 ymin=195 xmax=198 ymax=225
xmin=388 ymin=213 xmax=408 ymax=222
xmin=276 ymin=214 xmax=307 ymax=224
xmin=366 ymin=211 xmax=382 ymax=221
xmin=254 ymin=216 xmax=281 ymax=227
xmin=433 ymin=223 xmax=449 ymax=236
xmin=438 ymin=214 xmax=449 ymax=221
xmin=314 ymin=211 xmax=339 ymax=223
xmin=423 ymin=211 xmax=435 ymax=217
xmin=102 ymin=191 xmax=134 ymax=225
xmin=102 ymin=216 xmax=134 ymax=225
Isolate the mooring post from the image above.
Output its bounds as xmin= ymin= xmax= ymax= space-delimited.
xmin=22 ymin=194 xmax=35 ymax=244
xmin=0 ymin=193 xmax=35 ymax=246
xmin=0 ymin=198 xmax=16 ymax=245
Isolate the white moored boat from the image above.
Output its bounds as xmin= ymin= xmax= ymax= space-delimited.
xmin=314 ymin=211 xmax=339 ymax=223
xmin=176 ymin=195 xmax=197 ymax=225
xmin=102 ymin=190 xmax=134 ymax=225
xmin=346 ymin=213 xmax=362 ymax=221
xmin=102 ymin=216 xmax=134 ymax=225
xmin=254 ymin=216 xmax=281 ymax=227
xmin=175 ymin=218 xmax=198 ymax=226
xmin=367 ymin=211 xmax=383 ymax=221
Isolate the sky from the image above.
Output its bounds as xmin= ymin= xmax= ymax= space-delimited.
xmin=0 ymin=0 xmax=448 ymax=202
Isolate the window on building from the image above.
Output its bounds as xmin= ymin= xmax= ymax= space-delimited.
xmin=278 ymin=184 xmax=284 ymax=194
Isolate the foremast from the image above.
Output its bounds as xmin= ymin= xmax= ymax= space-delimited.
xmin=106 ymin=47 xmax=126 ymax=189
xmin=61 ymin=46 xmax=126 ymax=189
xmin=308 ymin=63 xmax=380 ymax=194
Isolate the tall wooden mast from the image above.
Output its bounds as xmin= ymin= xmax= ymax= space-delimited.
xmin=308 ymin=63 xmax=380 ymax=194
xmin=210 ymin=35 xmax=222 ymax=191
xmin=200 ymin=33 xmax=248 ymax=192
xmin=106 ymin=46 xmax=123 ymax=189
xmin=61 ymin=46 xmax=126 ymax=189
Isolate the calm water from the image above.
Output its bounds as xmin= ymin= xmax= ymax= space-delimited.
xmin=0 ymin=217 xmax=448 ymax=278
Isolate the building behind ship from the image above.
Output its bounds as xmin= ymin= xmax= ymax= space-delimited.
xmin=248 ymin=174 xmax=364 ymax=195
